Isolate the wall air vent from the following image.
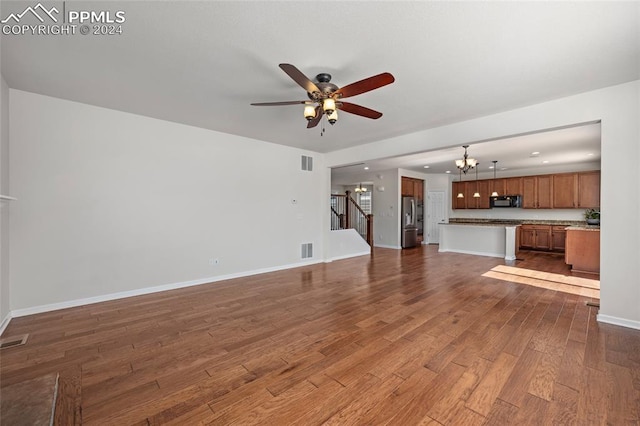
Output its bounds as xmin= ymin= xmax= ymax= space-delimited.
xmin=301 ymin=155 xmax=313 ymax=171
xmin=301 ymin=243 xmax=313 ymax=259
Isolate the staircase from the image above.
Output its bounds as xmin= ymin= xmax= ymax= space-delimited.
xmin=330 ymin=190 xmax=373 ymax=246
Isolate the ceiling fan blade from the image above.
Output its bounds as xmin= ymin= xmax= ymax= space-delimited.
xmin=307 ymin=106 xmax=323 ymax=128
xmin=279 ymin=64 xmax=321 ymax=94
xmin=251 ymin=101 xmax=309 ymax=106
xmin=338 ymin=102 xmax=383 ymax=119
xmin=334 ymin=72 xmax=395 ymax=99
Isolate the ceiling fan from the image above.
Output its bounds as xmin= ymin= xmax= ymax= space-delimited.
xmin=251 ymin=63 xmax=395 ymax=129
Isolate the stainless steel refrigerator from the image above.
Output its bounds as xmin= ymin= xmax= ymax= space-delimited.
xmin=401 ymin=196 xmax=418 ymax=248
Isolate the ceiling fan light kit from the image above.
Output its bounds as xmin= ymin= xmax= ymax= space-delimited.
xmin=303 ymin=105 xmax=316 ymax=121
xmin=251 ymin=63 xmax=395 ymax=131
xmin=323 ymin=98 xmax=336 ymax=115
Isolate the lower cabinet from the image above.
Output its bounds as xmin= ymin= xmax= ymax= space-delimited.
xmin=519 ymin=224 xmax=558 ymax=251
xmin=551 ymin=226 xmax=567 ymax=252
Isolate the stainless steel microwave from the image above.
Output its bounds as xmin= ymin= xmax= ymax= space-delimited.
xmin=490 ymin=195 xmax=522 ymax=208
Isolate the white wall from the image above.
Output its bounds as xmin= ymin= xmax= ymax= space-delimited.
xmin=327 ymin=81 xmax=640 ymax=329
xmin=328 ymin=229 xmax=371 ymax=261
xmin=370 ymin=169 xmax=399 ymax=248
xmin=0 ymin=75 xmax=10 ymax=331
xmin=9 ymin=90 xmax=326 ymax=312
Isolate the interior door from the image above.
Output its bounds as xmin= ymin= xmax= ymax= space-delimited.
xmin=426 ymin=191 xmax=446 ymax=244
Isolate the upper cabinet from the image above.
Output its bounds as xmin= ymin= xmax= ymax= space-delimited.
xmin=401 ymin=177 xmax=412 ymax=196
xmin=452 ymin=170 xmax=600 ymax=210
xmin=490 ymin=178 xmax=506 ymax=197
xmin=451 ymin=180 xmax=490 ymax=209
xmin=452 ymin=181 xmax=466 ymax=209
xmin=577 ymin=171 xmax=600 ymax=208
xmin=504 ymin=177 xmax=523 ymax=196
xmin=523 ymin=175 xmax=552 ymax=209
xmin=552 ymin=173 xmax=578 ymax=208
xmin=402 ymin=176 xmax=424 ymax=201
xmin=550 ymin=171 xmax=601 ymax=209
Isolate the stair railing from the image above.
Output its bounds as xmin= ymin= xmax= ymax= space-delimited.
xmin=330 ymin=190 xmax=373 ymax=246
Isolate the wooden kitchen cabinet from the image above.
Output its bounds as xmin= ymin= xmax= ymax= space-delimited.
xmin=464 ymin=182 xmax=478 ymax=209
xmin=490 ymin=178 xmax=506 ymax=197
xmin=504 ymin=177 xmax=522 ymax=196
xmin=551 ymin=226 xmax=567 ymax=252
xmin=461 ymin=180 xmax=491 ymax=209
xmin=536 ymin=176 xmax=552 ymax=208
xmin=477 ymin=180 xmax=490 ymax=209
xmin=520 ymin=226 xmax=535 ymax=248
xmin=402 ymin=177 xmax=413 ymax=197
xmin=519 ymin=225 xmax=552 ymax=250
xmin=414 ymin=179 xmax=424 ymax=202
xmin=452 ymin=181 xmax=466 ymax=209
xmin=552 ymin=172 xmax=601 ymax=209
xmin=565 ymin=228 xmax=600 ymax=274
xmin=523 ymin=175 xmax=552 ymax=209
xmin=402 ymin=177 xmax=425 ymax=201
xmin=451 ymin=171 xmax=598 ymax=210
xmin=553 ymin=173 xmax=578 ymax=208
xmin=533 ymin=225 xmax=551 ymax=250
xmin=577 ymin=171 xmax=600 ymax=208
xmin=522 ymin=177 xmax=536 ymax=208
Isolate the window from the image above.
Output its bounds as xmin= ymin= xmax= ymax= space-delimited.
xmin=358 ymin=192 xmax=371 ymax=214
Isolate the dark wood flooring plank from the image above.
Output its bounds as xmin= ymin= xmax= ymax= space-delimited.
xmin=465 ymin=351 xmax=519 ymax=416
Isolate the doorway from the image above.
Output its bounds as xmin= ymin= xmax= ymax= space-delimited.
xmin=426 ymin=190 xmax=446 ymax=244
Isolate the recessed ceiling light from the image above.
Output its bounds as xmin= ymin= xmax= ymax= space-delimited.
xmin=531 ymin=151 xmax=540 ymax=155
xmin=364 ymin=166 xmax=369 ymax=170
xmin=489 ymin=166 xmax=494 ymax=169
xmin=500 ymin=167 xmax=508 ymax=171
xmin=542 ymin=160 xmax=549 ymax=164
xmin=587 ymin=153 xmax=594 ymax=156
xmin=445 ymin=170 xmax=451 ymax=174
xmin=423 ymin=165 xmax=430 ymax=169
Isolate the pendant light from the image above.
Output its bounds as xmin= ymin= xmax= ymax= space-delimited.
xmin=473 ymin=162 xmax=480 ymax=198
xmin=491 ymin=160 xmax=499 ymax=197
xmin=457 ymin=169 xmax=464 ymax=198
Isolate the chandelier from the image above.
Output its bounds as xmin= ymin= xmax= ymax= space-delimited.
xmin=455 ymin=145 xmax=477 ymax=174
xmin=354 ymin=183 xmax=368 ymax=193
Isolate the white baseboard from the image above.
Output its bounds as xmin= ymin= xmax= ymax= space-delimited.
xmin=597 ymin=314 xmax=640 ymax=330
xmin=326 ymin=251 xmax=371 ymax=262
xmin=0 ymin=312 xmax=12 ymax=336
xmin=10 ymin=259 xmax=324 ymax=318
xmin=374 ymin=244 xmax=401 ymax=250
xmin=438 ymin=248 xmax=504 ymax=258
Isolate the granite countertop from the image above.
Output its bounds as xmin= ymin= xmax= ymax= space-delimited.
xmin=440 ymin=222 xmax=520 ymax=227
xmin=566 ymin=225 xmax=601 ymax=231
xmin=449 ymin=218 xmax=587 ymax=226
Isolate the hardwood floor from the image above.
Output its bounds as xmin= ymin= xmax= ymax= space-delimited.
xmin=1 ymin=245 xmax=638 ymax=425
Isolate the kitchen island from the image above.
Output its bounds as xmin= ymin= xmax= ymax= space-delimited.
xmin=565 ymin=226 xmax=600 ymax=274
xmin=439 ymin=223 xmax=520 ymax=260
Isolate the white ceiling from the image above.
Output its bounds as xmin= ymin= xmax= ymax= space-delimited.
xmin=1 ymin=1 xmax=638 ymax=156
